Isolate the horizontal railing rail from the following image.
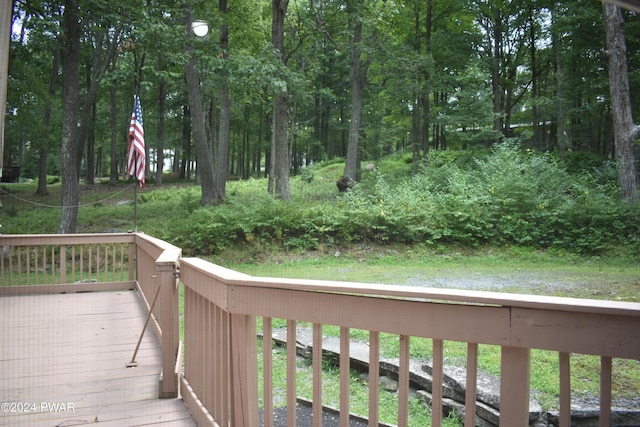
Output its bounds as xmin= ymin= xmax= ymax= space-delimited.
xmin=178 ymin=256 xmax=640 ymax=427
xmin=0 ymin=233 xmax=136 ymax=293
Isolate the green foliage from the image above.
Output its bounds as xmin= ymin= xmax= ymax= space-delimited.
xmin=322 ymin=142 xmax=639 ymax=253
xmin=3 ymin=145 xmax=639 ymax=256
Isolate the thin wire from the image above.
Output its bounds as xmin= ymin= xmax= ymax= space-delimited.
xmin=0 ymin=183 xmax=137 ymax=209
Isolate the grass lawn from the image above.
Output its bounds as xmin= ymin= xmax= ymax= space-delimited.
xmin=217 ymin=243 xmax=640 ymax=302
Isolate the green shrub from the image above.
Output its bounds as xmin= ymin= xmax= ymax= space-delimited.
xmin=3 ymin=143 xmax=638 ymax=256
xmin=324 ymin=141 xmax=640 ymax=253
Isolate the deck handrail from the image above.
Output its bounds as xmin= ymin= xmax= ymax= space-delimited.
xmin=2 ymin=233 xmax=639 ymax=426
xmin=178 ymin=256 xmax=640 ymax=427
xmin=132 ymin=233 xmax=182 ymax=398
xmin=0 ymin=233 xmax=136 ymax=291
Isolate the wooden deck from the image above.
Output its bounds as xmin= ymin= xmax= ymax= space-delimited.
xmin=0 ymin=290 xmax=196 ymax=426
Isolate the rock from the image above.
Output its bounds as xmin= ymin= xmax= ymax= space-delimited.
xmin=74 ymin=278 xmax=98 ymax=284
xmin=415 ymin=389 xmax=431 ymax=405
xmin=379 ymin=376 xmax=398 ymax=392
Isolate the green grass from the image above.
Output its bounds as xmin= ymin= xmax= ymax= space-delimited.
xmin=220 ymin=244 xmax=640 ymax=303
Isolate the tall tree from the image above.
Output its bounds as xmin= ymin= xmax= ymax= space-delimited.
xmin=422 ymin=0 xmax=433 ymax=165
xmin=216 ymin=0 xmax=230 ymax=199
xmin=156 ymin=72 xmax=166 ymax=185
xmin=36 ymin=36 xmax=61 ymax=196
xmin=184 ymin=3 xmax=219 ymax=205
xmin=603 ymin=2 xmax=638 ymax=202
xmin=0 ymin=0 xmax=10 ymax=185
xmin=271 ymin=0 xmax=291 ymax=200
xmin=343 ymin=0 xmax=365 ymax=184
xmin=108 ymin=65 xmax=118 ymax=186
xmin=82 ymin=28 xmax=121 ymax=183
xmin=476 ymin=0 xmax=529 ymax=140
xmin=58 ymin=0 xmax=81 ymax=234
xmin=552 ymin=3 xmax=568 ymax=160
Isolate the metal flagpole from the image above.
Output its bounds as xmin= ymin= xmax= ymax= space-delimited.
xmin=134 ymin=151 xmax=138 ymax=232
xmin=130 ymin=90 xmax=141 ymax=232
xmin=133 ymin=88 xmax=138 ymax=232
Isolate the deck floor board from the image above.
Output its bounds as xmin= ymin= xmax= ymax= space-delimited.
xmin=0 ymin=291 xmax=196 ymax=427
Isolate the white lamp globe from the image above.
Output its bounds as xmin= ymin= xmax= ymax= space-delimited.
xmin=192 ymin=21 xmax=209 ymax=37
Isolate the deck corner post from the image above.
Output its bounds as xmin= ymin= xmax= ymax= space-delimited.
xmin=499 ymin=346 xmax=531 ymax=426
xmin=157 ymin=259 xmax=180 ymax=399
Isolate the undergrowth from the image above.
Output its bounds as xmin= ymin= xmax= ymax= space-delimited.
xmin=3 ymin=143 xmax=639 ymax=257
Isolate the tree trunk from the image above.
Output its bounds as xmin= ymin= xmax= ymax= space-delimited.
xmin=216 ymin=0 xmax=230 ymax=199
xmin=75 ymin=28 xmax=121 ymax=181
xmin=552 ymin=5 xmax=568 ymax=162
xmin=184 ymin=3 xmax=219 ymax=205
xmin=109 ymin=84 xmax=118 ymax=185
xmin=530 ymin=6 xmax=540 ymax=150
xmin=156 ymin=79 xmax=166 ymax=185
xmin=421 ymin=0 xmax=432 ymax=165
xmin=272 ymin=0 xmax=291 ymax=200
xmin=411 ymin=90 xmax=420 ymax=172
xmin=603 ymin=3 xmax=639 ymax=202
xmin=36 ymin=41 xmax=60 ymax=196
xmin=86 ymin=101 xmax=95 ymax=184
xmin=411 ymin=3 xmax=420 ymax=173
xmin=491 ymin=6 xmax=503 ymax=139
xmin=268 ymin=113 xmax=275 ymax=193
xmin=58 ymin=0 xmax=81 ymax=234
xmin=36 ymin=148 xmax=49 ymax=195
xmin=273 ymin=92 xmax=290 ymax=198
xmin=0 ymin=0 xmax=10 ymax=193
xmin=343 ymin=0 xmax=363 ymax=184
xmin=180 ymin=103 xmax=191 ymax=180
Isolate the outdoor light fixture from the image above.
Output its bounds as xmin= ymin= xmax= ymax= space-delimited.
xmin=192 ymin=20 xmax=209 ymax=37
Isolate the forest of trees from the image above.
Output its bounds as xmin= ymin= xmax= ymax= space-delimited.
xmin=3 ymin=0 xmax=640 ymax=233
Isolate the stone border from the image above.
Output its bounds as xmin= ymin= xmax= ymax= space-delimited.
xmin=267 ymin=327 xmax=640 ymax=427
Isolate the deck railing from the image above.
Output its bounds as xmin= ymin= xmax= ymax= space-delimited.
xmin=0 ymin=233 xmax=136 ymax=292
xmin=2 ymin=233 xmax=639 ymax=426
xmin=177 ymin=256 xmax=640 ymax=427
xmin=0 ymin=232 xmax=181 ymax=399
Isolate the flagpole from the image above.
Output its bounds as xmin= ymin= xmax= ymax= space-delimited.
xmin=134 ymin=151 xmax=138 ymax=232
xmin=133 ymin=89 xmax=138 ymax=233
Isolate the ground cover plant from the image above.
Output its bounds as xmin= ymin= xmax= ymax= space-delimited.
xmin=2 ymin=144 xmax=639 ymax=256
xmin=171 ymin=143 xmax=640 ymax=255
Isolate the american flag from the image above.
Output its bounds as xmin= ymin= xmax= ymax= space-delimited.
xmin=127 ymin=94 xmax=145 ymax=188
